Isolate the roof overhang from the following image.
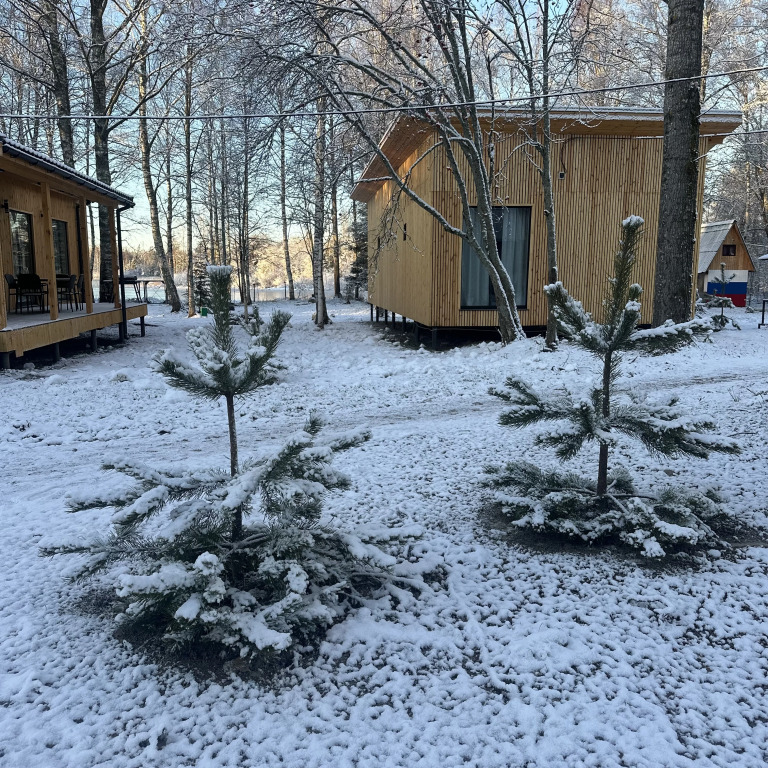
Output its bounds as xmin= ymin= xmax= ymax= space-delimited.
xmin=351 ymin=107 xmax=743 ymax=203
xmin=0 ymin=134 xmax=134 ymax=208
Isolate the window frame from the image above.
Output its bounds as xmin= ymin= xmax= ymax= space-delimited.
xmin=721 ymin=243 xmax=736 ymax=258
xmin=52 ymin=219 xmax=70 ymax=275
xmin=460 ymin=205 xmax=531 ymax=311
xmin=9 ymin=209 xmax=35 ymax=276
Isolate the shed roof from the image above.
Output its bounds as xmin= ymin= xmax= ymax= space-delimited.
xmin=698 ymin=221 xmax=737 ymax=273
xmin=0 ymin=134 xmax=134 ymax=207
xmin=351 ymin=107 xmax=742 ymax=202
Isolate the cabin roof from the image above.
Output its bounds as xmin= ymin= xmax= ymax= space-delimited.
xmin=351 ymin=107 xmax=743 ymax=202
xmin=697 ymin=219 xmax=754 ymax=273
xmin=0 ymin=134 xmax=134 ymax=207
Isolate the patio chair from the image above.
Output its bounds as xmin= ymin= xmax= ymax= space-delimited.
xmin=58 ymin=274 xmax=78 ymax=312
xmin=16 ymin=273 xmax=48 ymax=313
xmin=76 ymin=274 xmax=85 ymax=308
xmin=4 ymin=274 xmax=18 ymax=312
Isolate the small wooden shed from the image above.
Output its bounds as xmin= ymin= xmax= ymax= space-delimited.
xmin=0 ymin=135 xmax=147 ymax=368
xmin=352 ymin=108 xmax=742 ymax=334
xmin=696 ymin=220 xmax=755 ymax=306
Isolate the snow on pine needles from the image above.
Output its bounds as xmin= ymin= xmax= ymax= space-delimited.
xmin=0 ymin=299 xmax=767 ymax=767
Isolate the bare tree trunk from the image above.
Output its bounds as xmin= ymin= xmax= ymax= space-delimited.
xmin=185 ymin=49 xmax=195 ymax=316
xmin=42 ymin=0 xmax=74 ymax=167
xmin=225 ymin=393 xmax=242 ymax=540
xmin=596 ymin=351 xmax=612 ymax=495
xmin=653 ymin=0 xmax=705 ymax=325
xmin=331 ymin=179 xmax=341 ymax=298
xmin=280 ymin=120 xmax=295 ymax=299
xmin=240 ymin=117 xmax=251 ymax=322
xmin=166 ymin=147 xmax=174 ymax=275
xmin=89 ymin=0 xmax=113 ymax=302
xmin=138 ymin=9 xmax=181 ymax=312
xmin=220 ymin=120 xmax=229 ymax=268
xmin=312 ymin=103 xmax=329 ymax=327
xmin=208 ymin=122 xmax=219 ymax=265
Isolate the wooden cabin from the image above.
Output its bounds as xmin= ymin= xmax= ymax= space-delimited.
xmin=0 ymin=135 xmax=147 ymax=368
xmin=351 ymin=108 xmax=742 ymax=335
xmin=696 ymin=220 xmax=755 ymax=306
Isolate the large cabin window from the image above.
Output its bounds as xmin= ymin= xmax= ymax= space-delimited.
xmin=53 ymin=220 xmax=69 ymax=274
xmin=461 ymin=206 xmax=530 ymax=309
xmin=10 ymin=210 xmax=34 ymax=275
xmin=721 ymin=244 xmax=736 ymax=258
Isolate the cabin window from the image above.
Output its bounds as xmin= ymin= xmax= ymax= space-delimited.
xmin=52 ymin=220 xmax=69 ymax=274
xmin=461 ymin=206 xmax=530 ymax=309
xmin=722 ymin=244 xmax=736 ymax=258
xmin=10 ymin=210 xmax=34 ymax=275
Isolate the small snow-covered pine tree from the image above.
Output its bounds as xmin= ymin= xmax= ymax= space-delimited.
xmin=486 ymin=216 xmax=741 ymax=557
xmin=155 ymin=265 xmax=289 ymax=538
xmin=43 ymin=266 xmax=420 ymax=663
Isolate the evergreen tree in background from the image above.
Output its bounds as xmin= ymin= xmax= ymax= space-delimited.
xmin=43 ymin=266 xmax=420 ymax=665
xmin=486 ymin=217 xmax=741 ymax=557
xmin=193 ymin=256 xmax=212 ymax=312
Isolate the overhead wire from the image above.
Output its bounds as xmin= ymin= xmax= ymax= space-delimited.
xmin=0 ymin=64 xmax=766 ymax=123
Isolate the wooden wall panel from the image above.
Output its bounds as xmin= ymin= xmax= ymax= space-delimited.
xmin=368 ymin=142 xmax=435 ymax=325
xmin=369 ymin=129 xmax=709 ymax=329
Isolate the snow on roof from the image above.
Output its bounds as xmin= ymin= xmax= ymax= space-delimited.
xmin=698 ymin=220 xmax=736 ymax=273
xmin=759 ymin=254 xmax=768 ymax=261
xmin=0 ymin=134 xmax=134 ymax=207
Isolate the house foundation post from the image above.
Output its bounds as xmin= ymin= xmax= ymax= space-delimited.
xmin=140 ymin=316 xmax=145 ymax=337
xmin=432 ymin=328 xmax=439 ymax=350
xmin=53 ymin=343 xmax=60 ymax=362
xmin=1 ymin=352 xmax=10 ymax=370
xmin=370 ymin=303 xmax=373 ymax=322
xmin=384 ymin=310 xmax=388 ymax=323
xmin=90 ymin=330 xmax=98 ymax=351
xmin=375 ymin=306 xmax=380 ymax=322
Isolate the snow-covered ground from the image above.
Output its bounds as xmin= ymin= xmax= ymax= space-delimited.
xmin=1 ymin=300 xmax=767 ymax=767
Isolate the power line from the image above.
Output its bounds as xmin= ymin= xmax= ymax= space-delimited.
xmin=0 ymin=65 xmax=766 ymax=122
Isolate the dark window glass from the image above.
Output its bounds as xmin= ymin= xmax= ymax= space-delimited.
xmin=10 ymin=210 xmax=34 ymax=275
xmin=722 ymin=244 xmax=736 ymax=258
xmin=461 ymin=206 xmax=530 ymax=309
xmin=53 ymin=220 xmax=69 ymax=274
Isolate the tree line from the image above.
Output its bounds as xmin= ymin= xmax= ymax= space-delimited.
xmin=1 ymin=0 xmax=765 ymax=332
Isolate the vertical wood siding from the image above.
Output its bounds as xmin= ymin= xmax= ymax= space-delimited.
xmin=368 ymin=128 xmax=711 ymax=329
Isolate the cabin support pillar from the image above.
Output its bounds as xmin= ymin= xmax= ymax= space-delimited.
xmin=90 ymin=329 xmax=97 ymax=351
xmin=140 ymin=316 xmax=145 ymax=337
xmin=52 ymin=343 xmax=60 ymax=362
xmin=0 ymin=202 xmax=10 ymax=327
xmin=402 ymin=315 xmax=407 ymax=332
xmin=369 ymin=303 xmax=373 ymax=322
xmin=375 ymin=306 xmax=380 ymax=322
xmin=108 ymin=207 xmax=120 ymax=309
xmin=40 ymin=182 xmax=59 ymax=321
xmin=431 ymin=329 xmax=439 ymax=350
xmin=384 ymin=310 xmax=388 ymax=323
xmin=77 ymin=198 xmax=94 ymax=314
xmin=1 ymin=352 xmax=10 ymax=370
xmin=118 ymin=321 xmax=125 ymax=342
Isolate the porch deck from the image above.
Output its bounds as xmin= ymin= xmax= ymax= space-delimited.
xmin=0 ymin=302 xmax=148 ymax=357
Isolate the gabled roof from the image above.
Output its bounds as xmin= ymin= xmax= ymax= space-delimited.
xmin=696 ymin=220 xmax=756 ymax=273
xmin=351 ymin=107 xmax=742 ymax=202
xmin=0 ymin=134 xmax=134 ymax=207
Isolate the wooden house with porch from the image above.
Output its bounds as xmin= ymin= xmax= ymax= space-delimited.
xmin=0 ymin=135 xmax=147 ymax=368
xmin=351 ymin=108 xmax=742 ymax=340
